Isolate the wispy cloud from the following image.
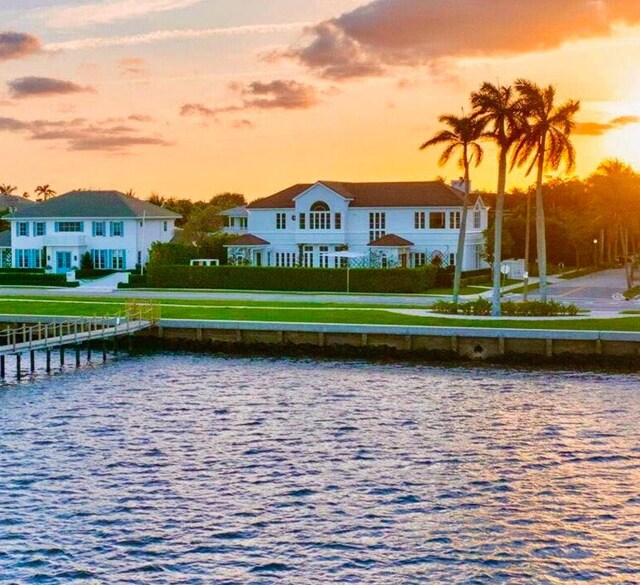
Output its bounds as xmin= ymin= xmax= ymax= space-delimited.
xmin=0 ymin=115 xmax=171 ymax=153
xmin=44 ymin=22 xmax=311 ymax=52
xmin=574 ymin=115 xmax=640 ymax=136
xmin=8 ymin=76 xmax=95 ymax=99
xmin=45 ymin=0 xmax=207 ymax=29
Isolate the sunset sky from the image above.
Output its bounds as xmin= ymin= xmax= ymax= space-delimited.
xmin=2 ymin=0 xmax=640 ymax=202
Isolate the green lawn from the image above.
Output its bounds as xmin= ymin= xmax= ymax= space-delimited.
xmin=0 ymin=296 xmax=640 ymax=331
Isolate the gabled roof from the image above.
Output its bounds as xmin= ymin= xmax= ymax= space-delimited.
xmin=7 ymin=190 xmax=181 ymax=220
xmin=225 ymin=233 xmax=270 ymax=246
xmin=0 ymin=230 xmax=11 ymax=248
xmin=0 ymin=194 xmax=36 ymax=211
xmin=248 ymin=181 xmax=467 ymax=209
xmin=368 ymin=234 xmax=414 ymax=247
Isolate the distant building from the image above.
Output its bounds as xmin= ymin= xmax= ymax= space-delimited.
xmin=5 ymin=190 xmax=180 ymax=272
xmin=220 ymin=206 xmax=249 ymax=235
xmin=226 ymin=180 xmax=489 ymax=270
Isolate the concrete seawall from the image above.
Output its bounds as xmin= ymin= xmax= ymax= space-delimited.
xmin=146 ymin=319 xmax=640 ymax=365
xmin=2 ymin=316 xmax=640 ymax=366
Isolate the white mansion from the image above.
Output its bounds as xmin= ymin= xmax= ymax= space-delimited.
xmin=5 ymin=191 xmax=180 ymax=272
xmin=224 ymin=180 xmax=489 ymax=270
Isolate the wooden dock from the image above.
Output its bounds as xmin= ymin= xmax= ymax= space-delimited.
xmin=0 ymin=301 xmax=159 ymax=379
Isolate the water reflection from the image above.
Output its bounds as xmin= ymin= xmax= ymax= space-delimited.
xmin=0 ymin=356 xmax=639 ymax=583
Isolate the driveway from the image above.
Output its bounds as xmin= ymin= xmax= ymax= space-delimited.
xmin=509 ymin=268 xmax=636 ymax=311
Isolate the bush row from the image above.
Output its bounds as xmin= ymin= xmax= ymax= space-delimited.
xmin=146 ymin=264 xmax=439 ymax=293
xmin=435 ymin=266 xmax=491 ymax=288
xmin=431 ymin=298 xmax=579 ymax=316
xmin=0 ymin=272 xmax=76 ymax=287
xmin=0 ymin=268 xmax=45 ymax=274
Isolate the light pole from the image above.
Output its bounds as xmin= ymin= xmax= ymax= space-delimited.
xmin=593 ymin=239 xmax=598 ymax=268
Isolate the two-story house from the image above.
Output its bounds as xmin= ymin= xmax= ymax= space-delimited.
xmin=6 ymin=190 xmax=180 ymax=272
xmin=226 ymin=181 xmax=489 ymax=270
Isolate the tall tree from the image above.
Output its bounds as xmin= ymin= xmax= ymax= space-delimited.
xmin=420 ymin=114 xmax=485 ymax=303
xmin=512 ymin=80 xmax=580 ymax=301
xmin=35 ymin=184 xmax=57 ymax=201
xmin=471 ymin=83 xmax=523 ymax=316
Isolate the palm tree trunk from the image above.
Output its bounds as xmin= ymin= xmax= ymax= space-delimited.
xmin=452 ymin=148 xmax=470 ymax=304
xmin=523 ymin=189 xmax=531 ymax=301
xmin=491 ymin=148 xmax=508 ymax=317
xmin=535 ymin=137 xmax=548 ymax=302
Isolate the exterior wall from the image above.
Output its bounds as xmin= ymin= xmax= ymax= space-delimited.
xmin=10 ymin=217 xmax=175 ymax=271
xmin=239 ymin=184 xmax=489 ymax=270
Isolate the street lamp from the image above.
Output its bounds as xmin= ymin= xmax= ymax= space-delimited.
xmin=593 ymin=239 xmax=598 ymax=268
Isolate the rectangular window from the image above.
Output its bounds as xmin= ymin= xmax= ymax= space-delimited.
xmin=299 ymin=213 xmax=306 ymax=230
xmin=429 ymin=212 xmax=446 ymax=229
xmin=450 ymin=253 xmax=456 ymax=266
xmin=310 ymin=212 xmax=331 ymax=230
xmin=319 ymin=245 xmax=329 ymax=268
xmin=55 ymin=221 xmax=84 ymax=233
xmin=276 ymin=213 xmax=287 ymax=230
xmin=369 ymin=212 xmax=386 ymax=242
xmin=240 ymin=217 xmax=248 ymax=229
xmin=474 ymin=210 xmax=482 ymax=229
xmin=163 ymin=221 xmax=168 ymax=232
xmin=302 ymin=245 xmax=313 ymax=267
xmin=110 ymin=221 xmax=124 ymax=237
xmin=92 ymin=221 xmax=106 ymax=237
xmin=450 ymin=211 xmax=461 ymax=229
xmin=413 ymin=252 xmax=427 ymax=267
xmin=34 ymin=222 xmax=46 ymax=236
xmin=91 ymin=250 xmax=108 ymax=270
xmin=111 ymin=250 xmax=125 ymax=269
xmin=15 ymin=249 xmax=41 ymax=268
xmin=335 ymin=213 xmax=342 ymax=230
xmin=17 ymin=222 xmax=29 ymax=237
xmin=414 ymin=212 xmax=426 ymax=230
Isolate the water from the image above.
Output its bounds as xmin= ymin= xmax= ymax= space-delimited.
xmin=1 ymin=355 xmax=640 ymax=584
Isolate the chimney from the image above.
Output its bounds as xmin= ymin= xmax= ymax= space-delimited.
xmin=451 ymin=177 xmax=470 ymax=193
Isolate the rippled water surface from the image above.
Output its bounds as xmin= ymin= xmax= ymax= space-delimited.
xmin=1 ymin=355 xmax=640 ymax=584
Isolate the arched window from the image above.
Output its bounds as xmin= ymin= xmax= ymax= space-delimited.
xmin=311 ymin=201 xmax=330 ymax=212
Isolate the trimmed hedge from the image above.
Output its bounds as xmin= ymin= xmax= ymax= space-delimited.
xmin=0 ymin=268 xmax=45 ymax=274
xmin=0 ymin=272 xmax=75 ymax=286
xmin=146 ymin=264 xmax=438 ymax=293
xmin=436 ymin=267 xmax=491 ymax=288
xmin=119 ymin=274 xmax=149 ymax=289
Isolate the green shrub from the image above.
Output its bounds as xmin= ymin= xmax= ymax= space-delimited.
xmin=80 ymin=251 xmax=93 ymax=271
xmin=0 ymin=273 xmax=74 ymax=286
xmin=76 ymin=269 xmax=117 ymax=279
xmin=431 ymin=298 xmax=580 ymax=316
xmin=0 ymin=267 xmax=45 ymax=274
xmin=119 ymin=274 xmax=149 ymax=288
xmin=146 ymin=264 xmax=438 ymax=293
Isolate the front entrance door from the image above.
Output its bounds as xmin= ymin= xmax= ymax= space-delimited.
xmin=254 ymin=251 xmax=263 ymax=267
xmin=56 ymin=251 xmax=72 ymax=272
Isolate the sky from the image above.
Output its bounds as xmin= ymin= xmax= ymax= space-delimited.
xmin=2 ymin=0 xmax=640 ymax=202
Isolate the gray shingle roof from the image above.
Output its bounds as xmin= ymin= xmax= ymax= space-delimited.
xmin=7 ymin=190 xmax=181 ymax=220
xmin=0 ymin=194 xmax=36 ymax=211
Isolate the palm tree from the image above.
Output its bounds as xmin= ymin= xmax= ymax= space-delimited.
xmin=0 ymin=184 xmax=17 ymax=195
xmin=471 ymin=83 xmax=523 ymax=316
xmin=35 ymin=184 xmax=57 ymax=201
xmin=512 ymin=80 xmax=580 ymax=301
xmin=420 ymin=114 xmax=485 ymax=303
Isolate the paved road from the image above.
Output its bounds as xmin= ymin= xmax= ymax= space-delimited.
xmin=508 ymin=269 xmax=639 ymax=312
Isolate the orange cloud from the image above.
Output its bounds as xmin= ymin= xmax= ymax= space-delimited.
xmin=574 ymin=115 xmax=640 ymax=135
xmin=281 ymin=0 xmax=640 ymax=79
